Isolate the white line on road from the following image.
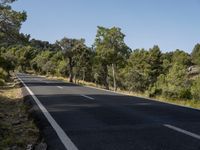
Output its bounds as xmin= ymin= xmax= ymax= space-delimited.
xmin=164 ymin=124 xmax=200 ymax=140
xmin=57 ymin=86 xmax=63 ymax=89
xmin=135 ymin=103 xmax=152 ymax=106
xmin=80 ymin=94 xmax=94 ymax=100
xmin=17 ymin=76 xmax=79 ymax=150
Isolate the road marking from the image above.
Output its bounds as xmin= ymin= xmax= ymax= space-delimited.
xmin=57 ymin=86 xmax=63 ymax=89
xmin=164 ymin=124 xmax=200 ymax=140
xmin=80 ymin=94 xmax=94 ymax=100
xmin=17 ymin=76 xmax=79 ymax=150
xmin=135 ymin=103 xmax=152 ymax=105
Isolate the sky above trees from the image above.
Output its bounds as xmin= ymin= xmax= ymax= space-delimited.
xmin=11 ymin=0 xmax=200 ymax=53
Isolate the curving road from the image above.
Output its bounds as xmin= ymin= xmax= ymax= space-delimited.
xmin=18 ymin=73 xmax=200 ymax=150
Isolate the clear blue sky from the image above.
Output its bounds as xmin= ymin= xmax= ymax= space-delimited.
xmin=11 ymin=0 xmax=200 ymax=53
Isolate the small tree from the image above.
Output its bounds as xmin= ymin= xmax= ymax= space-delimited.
xmin=126 ymin=49 xmax=150 ymax=92
xmin=191 ymin=43 xmax=200 ymax=66
xmin=31 ymin=50 xmax=52 ymax=74
xmin=161 ymin=63 xmax=191 ymax=99
xmin=147 ymin=45 xmax=163 ymax=85
xmin=57 ymin=37 xmax=88 ymax=83
xmin=94 ymin=26 xmax=130 ymax=91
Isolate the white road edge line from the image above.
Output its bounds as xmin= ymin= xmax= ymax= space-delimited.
xmin=17 ymin=76 xmax=79 ymax=150
xmin=57 ymin=86 xmax=63 ymax=89
xmin=80 ymin=94 xmax=94 ymax=100
xmin=164 ymin=124 xmax=200 ymax=140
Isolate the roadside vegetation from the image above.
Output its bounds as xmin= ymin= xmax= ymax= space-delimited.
xmin=0 ymin=81 xmax=39 ymax=149
xmin=1 ymin=0 xmax=200 ymax=112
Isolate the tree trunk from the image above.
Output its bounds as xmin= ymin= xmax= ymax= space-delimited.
xmin=69 ymin=57 xmax=73 ymax=83
xmin=74 ymin=73 xmax=76 ymax=84
xmin=82 ymin=69 xmax=85 ymax=81
xmin=112 ymin=63 xmax=117 ymax=91
xmin=102 ymin=64 xmax=109 ymax=90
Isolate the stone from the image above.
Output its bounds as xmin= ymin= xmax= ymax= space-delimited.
xmin=34 ymin=143 xmax=47 ymax=150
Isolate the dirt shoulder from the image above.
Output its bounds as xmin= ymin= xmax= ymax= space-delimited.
xmin=0 ymin=84 xmax=40 ymax=149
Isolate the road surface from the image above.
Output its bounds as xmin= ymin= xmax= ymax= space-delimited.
xmin=18 ymin=73 xmax=200 ymax=150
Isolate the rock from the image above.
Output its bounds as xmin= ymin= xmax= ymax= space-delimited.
xmin=11 ymin=120 xmax=21 ymax=126
xmin=10 ymin=145 xmax=18 ymax=150
xmin=34 ymin=143 xmax=47 ymax=150
xmin=26 ymin=144 xmax=33 ymax=150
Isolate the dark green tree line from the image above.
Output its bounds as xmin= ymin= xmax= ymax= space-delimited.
xmin=1 ymin=0 xmax=200 ymax=101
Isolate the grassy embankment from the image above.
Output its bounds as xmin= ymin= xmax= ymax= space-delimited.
xmin=0 ymin=79 xmax=39 ymax=149
xmin=45 ymin=75 xmax=200 ymax=110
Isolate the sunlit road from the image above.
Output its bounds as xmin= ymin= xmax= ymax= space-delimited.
xmin=18 ymin=73 xmax=200 ymax=150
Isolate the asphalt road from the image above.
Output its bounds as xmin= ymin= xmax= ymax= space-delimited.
xmin=18 ymin=73 xmax=200 ymax=150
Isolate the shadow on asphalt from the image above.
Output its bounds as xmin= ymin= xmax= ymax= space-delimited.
xmin=26 ymin=93 xmax=200 ymax=125
xmin=25 ymin=82 xmax=79 ymax=87
xmin=22 ymin=92 xmax=200 ymax=150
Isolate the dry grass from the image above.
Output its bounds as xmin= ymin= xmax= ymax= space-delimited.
xmin=0 ymin=87 xmax=23 ymax=100
xmin=47 ymin=76 xmax=68 ymax=81
xmin=155 ymin=96 xmax=200 ymax=109
xmin=0 ymin=87 xmax=39 ymax=149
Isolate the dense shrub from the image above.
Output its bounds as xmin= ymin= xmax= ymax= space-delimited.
xmin=179 ymin=88 xmax=192 ymax=99
xmin=191 ymin=77 xmax=200 ymax=100
xmin=0 ymin=68 xmax=8 ymax=80
xmin=0 ymin=78 xmax=5 ymax=86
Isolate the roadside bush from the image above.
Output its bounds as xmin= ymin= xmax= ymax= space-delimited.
xmin=0 ymin=78 xmax=5 ymax=86
xmin=179 ymin=88 xmax=192 ymax=99
xmin=162 ymin=90 xmax=178 ymax=99
xmin=56 ymin=60 xmax=68 ymax=77
xmin=0 ymin=68 xmax=8 ymax=80
xmin=125 ymin=70 xmax=148 ymax=92
xmin=191 ymin=77 xmax=200 ymax=100
xmin=148 ymin=86 xmax=162 ymax=97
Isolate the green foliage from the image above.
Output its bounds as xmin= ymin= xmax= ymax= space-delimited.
xmin=162 ymin=59 xmax=171 ymax=74
xmin=125 ymin=69 xmax=148 ymax=92
xmin=147 ymin=45 xmax=163 ymax=84
xmin=0 ymin=5 xmax=199 ymax=104
xmin=30 ymin=39 xmax=59 ymax=51
xmin=191 ymin=77 xmax=200 ymax=100
xmin=191 ymin=43 xmax=200 ymax=65
xmin=0 ymin=49 xmax=17 ymax=74
xmin=126 ymin=46 xmax=163 ymax=92
xmin=58 ymin=37 xmax=91 ymax=82
xmin=0 ymin=0 xmax=29 ymax=76
xmin=46 ymin=51 xmax=63 ymax=75
xmin=172 ymin=49 xmax=191 ymax=66
xmin=94 ymin=26 xmax=131 ymax=90
xmin=179 ymin=88 xmax=192 ymax=99
xmin=0 ymin=67 xmax=8 ymax=80
xmin=0 ymin=2 xmax=27 ymax=45
xmin=42 ymin=61 xmax=55 ymax=75
xmin=0 ymin=78 xmax=5 ymax=86
xmin=152 ymin=63 xmax=191 ymax=99
xmin=73 ymin=47 xmax=93 ymax=81
xmin=0 ymin=0 xmax=16 ymax=4
xmin=57 ymin=60 xmax=68 ymax=76
xmin=94 ymin=26 xmax=130 ymax=65
xmin=31 ymin=50 xmax=53 ymax=74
